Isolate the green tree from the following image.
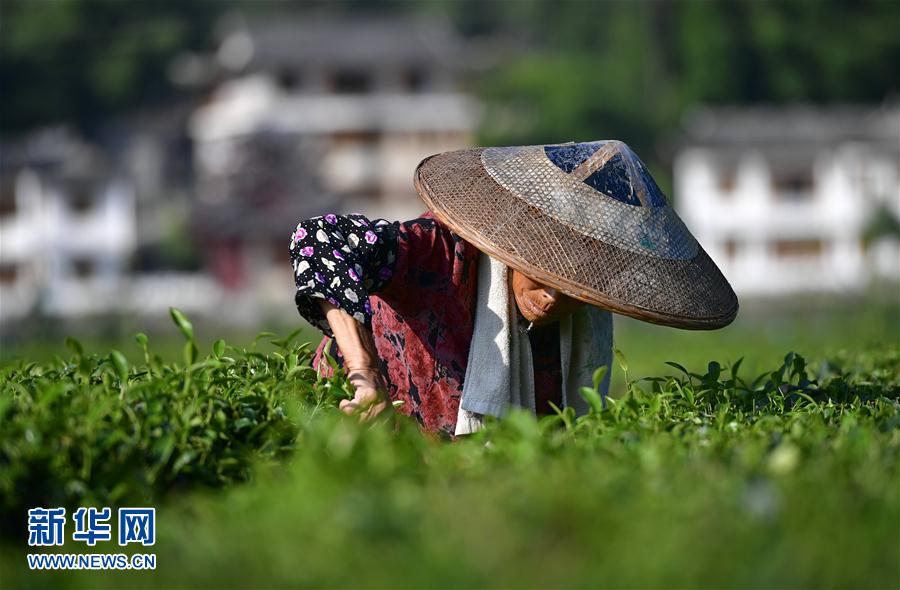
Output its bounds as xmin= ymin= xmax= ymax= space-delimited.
xmin=0 ymin=0 xmax=227 ymax=135
xmin=462 ymin=0 xmax=899 ymax=186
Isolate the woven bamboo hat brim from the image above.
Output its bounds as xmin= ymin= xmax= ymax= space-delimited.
xmin=413 ymin=140 xmax=738 ymax=329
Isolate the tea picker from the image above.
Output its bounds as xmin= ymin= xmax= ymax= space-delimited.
xmin=288 ymin=140 xmax=738 ymax=436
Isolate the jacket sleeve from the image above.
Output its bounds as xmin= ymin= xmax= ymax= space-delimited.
xmin=289 ymin=213 xmax=399 ymax=336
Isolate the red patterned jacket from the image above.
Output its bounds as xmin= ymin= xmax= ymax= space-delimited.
xmin=294 ymin=212 xmax=561 ymax=438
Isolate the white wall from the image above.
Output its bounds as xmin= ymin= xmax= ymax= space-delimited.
xmin=675 ymin=144 xmax=899 ymax=296
xmin=0 ymin=169 xmax=138 ymax=319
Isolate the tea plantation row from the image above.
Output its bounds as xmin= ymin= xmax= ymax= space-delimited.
xmin=1 ymin=309 xmax=898 ymax=588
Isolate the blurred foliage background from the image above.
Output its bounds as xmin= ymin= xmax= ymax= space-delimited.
xmin=4 ymin=0 xmax=899 ymax=150
xmin=2 ymin=0 xmax=898 ymax=368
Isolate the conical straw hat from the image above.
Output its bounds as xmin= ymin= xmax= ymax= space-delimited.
xmin=413 ymin=140 xmax=738 ymax=329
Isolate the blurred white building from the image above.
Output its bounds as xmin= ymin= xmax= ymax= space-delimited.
xmin=0 ymin=130 xmax=136 ymax=319
xmin=1 ymin=15 xmax=483 ymax=326
xmin=0 ymin=128 xmax=221 ymax=322
xmin=186 ymin=15 xmax=481 ymax=304
xmin=675 ymin=105 xmax=900 ymax=295
xmin=190 ymin=16 xmax=479 ymax=215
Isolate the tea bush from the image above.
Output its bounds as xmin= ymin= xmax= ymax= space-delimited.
xmin=138 ymin=348 xmax=898 ymax=589
xmin=1 ymin=310 xmax=898 ymax=588
xmin=0 ymin=309 xmax=354 ymax=535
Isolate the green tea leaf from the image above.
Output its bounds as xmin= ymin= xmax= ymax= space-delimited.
xmin=579 ymin=386 xmax=604 ymax=414
xmin=665 ymin=361 xmax=690 ymax=376
xmin=109 ymin=350 xmax=129 ymax=383
xmin=170 ymin=307 xmax=195 ymax=341
xmin=65 ymin=337 xmax=83 ymax=357
xmin=252 ymin=332 xmax=277 ymax=348
xmin=184 ymin=341 xmax=199 ymax=366
xmin=592 ymin=365 xmax=609 ymax=392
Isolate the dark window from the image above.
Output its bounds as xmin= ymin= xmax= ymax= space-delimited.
xmin=72 ymin=258 xmax=95 ymax=278
xmin=330 ymin=130 xmax=380 ymax=146
xmin=772 ymin=168 xmax=814 ymax=200
xmin=0 ymin=263 xmax=17 ymax=284
xmin=724 ymin=239 xmax=739 ymax=259
xmin=718 ymin=165 xmax=737 ymax=194
xmin=773 ymin=239 xmax=823 ymax=257
xmin=276 ymin=67 xmax=301 ymax=91
xmin=404 ymin=68 xmax=428 ymax=92
xmin=0 ymin=175 xmax=16 ymax=218
xmin=332 ymin=70 xmax=371 ymax=94
xmin=68 ymin=183 xmax=95 ymax=214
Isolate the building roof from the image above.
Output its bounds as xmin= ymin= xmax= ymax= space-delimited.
xmin=221 ymin=14 xmax=468 ymax=72
xmin=679 ymin=104 xmax=900 ymax=154
xmin=0 ymin=126 xmax=111 ymax=179
xmin=190 ymin=89 xmax=478 ymax=142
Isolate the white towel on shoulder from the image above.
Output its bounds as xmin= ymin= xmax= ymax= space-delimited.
xmin=455 ymin=253 xmax=613 ymax=435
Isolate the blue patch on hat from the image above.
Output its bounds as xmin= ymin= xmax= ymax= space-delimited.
xmin=583 ymin=154 xmax=640 ymax=206
xmin=636 ymin=160 xmax=668 ymax=207
xmin=543 ymin=141 xmax=668 ymax=208
xmin=544 ymin=142 xmax=605 ymax=173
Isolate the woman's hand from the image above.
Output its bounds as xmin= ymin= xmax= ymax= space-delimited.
xmin=340 ymin=368 xmax=392 ymax=421
xmin=319 ymin=300 xmax=393 ymax=422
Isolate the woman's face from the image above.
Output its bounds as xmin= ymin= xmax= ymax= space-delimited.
xmin=510 ymin=269 xmax=584 ymax=325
